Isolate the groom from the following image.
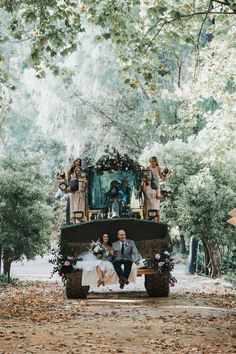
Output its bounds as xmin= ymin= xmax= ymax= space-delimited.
xmin=112 ymin=229 xmax=140 ymax=289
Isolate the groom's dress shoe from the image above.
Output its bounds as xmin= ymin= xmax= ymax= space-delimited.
xmin=119 ymin=278 xmax=124 ymax=289
xmin=123 ymin=278 xmax=129 ymax=285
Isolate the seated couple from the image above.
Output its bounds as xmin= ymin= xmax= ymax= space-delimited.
xmin=75 ymin=230 xmax=140 ymax=289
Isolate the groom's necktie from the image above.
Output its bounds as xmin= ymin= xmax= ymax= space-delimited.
xmin=121 ymin=242 xmax=125 ymax=255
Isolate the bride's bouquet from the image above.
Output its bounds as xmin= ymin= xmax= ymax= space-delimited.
xmin=89 ymin=240 xmax=109 ymax=260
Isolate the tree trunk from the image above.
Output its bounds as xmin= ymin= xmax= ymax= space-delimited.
xmin=0 ymin=245 xmax=2 ymax=275
xmin=202 ymin=239 xmax=221 ymax=277
xmin=188 ymin=236 xmax=199 ymax=274
xmin=202 ymin=241 xmax=210 ymax=276
xmin=180 ymin=234 xmax=187 ymax=254
xmin=3 ymin=254 xmax=12 ymax=283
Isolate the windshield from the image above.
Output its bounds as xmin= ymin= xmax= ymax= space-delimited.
xmin=88 ymin=170 xmax=138 ymax=210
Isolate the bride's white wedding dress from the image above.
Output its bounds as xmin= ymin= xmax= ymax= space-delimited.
xmin=74 ymin=251 xmax=118 ymax=286
xmin=74 ymin=251 xmax=137 ymax=286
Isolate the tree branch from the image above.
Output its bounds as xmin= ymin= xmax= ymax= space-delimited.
xmin=180 ymin=11 xmax=235 ymax=17
xmin=8 ymin=36 xmax=33 ymax=44
xmin=140 ymin=18 xmax=162 ymax=44
xmin=143 ymin=18 xmax=176 ymax=52
xmin=213 ymin=0 xmax=226 ymax=3
xmin=75 ymin=93 xmax=143 ymax=152
xmin=213 ymin=0 xmax=236 ymax=13
xmin=213 ymin=0 xmax=233 ymax=6
xmin=134 ymin=76 xmax=150 ymax=100
xmin=193 ymin=1 xmax=213 ymax=80
xmin=177 ymin=53 xmax=183 ymax=89
xmin=142 ymin=8 xmax=234 ymax=52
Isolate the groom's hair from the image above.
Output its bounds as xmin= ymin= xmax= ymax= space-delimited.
xmin=118 ymin=229 xmax=126 ymax=237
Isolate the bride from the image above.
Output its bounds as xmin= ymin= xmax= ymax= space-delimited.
xmin=75 ymin=233 xmax=119 ymax=286
xmin=95 ymin=233 xmax=116 ymax=286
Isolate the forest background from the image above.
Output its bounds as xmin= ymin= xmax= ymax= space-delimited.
xmin=0 ymin=0 xmax=235 ymax=280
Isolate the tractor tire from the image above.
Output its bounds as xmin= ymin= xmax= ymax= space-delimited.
xmin=144 ymin=273 xmax=170 ymax=297
xmin=65 ymin=271 xmax=90 ymax=299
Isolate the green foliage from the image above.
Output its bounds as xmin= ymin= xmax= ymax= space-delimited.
xmin=177 ymin=170 xmax=235 ymax=245
xmin=49 ymin=241 xmax=76 ymax=284
xmin=95 ymin=146 xmax=142 ymax=173
xmin=0 ymin=273 xmax=8 ymax=284
xmin=0 ymin=153 xmax=54 ymax=275
xmin=1 ymin=0 xmax=235 ymax=151
xmin=77 ymin=0 xmax=236 ymax=140
xmin=2 ymin=0 xmax=84 ymax=71
xmin=221 ymin=251 xmax=236 ymax=275
xmin=141 ymin=135 xmax=236 ymax=276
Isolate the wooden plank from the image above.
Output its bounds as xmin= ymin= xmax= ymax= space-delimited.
xmin=137 ymin=268 xmax=157 ymax=275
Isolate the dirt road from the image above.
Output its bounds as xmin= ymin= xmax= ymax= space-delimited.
xmin=0 ymin=264 xmax=235 ymax=353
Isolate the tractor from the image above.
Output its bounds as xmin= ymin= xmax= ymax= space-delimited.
xmin=59 ymin=150 xmax=172 ymax=298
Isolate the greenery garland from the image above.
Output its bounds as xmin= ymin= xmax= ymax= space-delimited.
xmin=95 ymin=146 xmax=142 ymax=175
xmin=49 ymin=243 xmax=76 ymax=284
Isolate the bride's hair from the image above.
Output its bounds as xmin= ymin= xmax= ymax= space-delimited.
xmin=99 ymin=233 xmax=111 ymax=246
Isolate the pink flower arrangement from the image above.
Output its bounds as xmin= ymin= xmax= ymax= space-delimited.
xmin=144 ymin=250 xmax=177 ymax=286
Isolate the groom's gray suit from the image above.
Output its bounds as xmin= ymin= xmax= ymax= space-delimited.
xmin=112 ymin=239 xmax=140 ymax=262
xmin=112 ymin=239 xmax=140 ymax=286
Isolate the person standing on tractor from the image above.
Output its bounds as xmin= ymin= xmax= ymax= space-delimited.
xmin=142 ymin=172 xmax=160 ymax=221
xmin=145 ymin=156 xmax=163 ymax=219
xmin=67 ymin=158 xmax=87 ymax=223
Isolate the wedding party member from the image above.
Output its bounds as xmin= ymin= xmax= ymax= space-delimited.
xmin=67 ymin=158 xmax=87 ymax=222
xmin=146 ymin=156 xmax=162 ymax=214
xmin=142 ymin=174 xmax=160 ymax=221
xmin=75 ymin=234 xmax=118 ymax=287
xmin=107 ymin=180 xmax=121 ymax=218
xmin=96 ymin=233 xmax=114 ymax=286
xmin=147 ymin=156 xmax=162 ymax=188
xmin=112 ymin=229 xmax=140 ymax=289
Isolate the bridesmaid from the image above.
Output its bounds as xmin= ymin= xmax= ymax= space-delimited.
xmin=141 ymin=174 xmax=160 ymax=221
xmin=67 ymin=158 xmax=87 ymax=223
xmin=146 ymin=156 xmax=162 ymax=216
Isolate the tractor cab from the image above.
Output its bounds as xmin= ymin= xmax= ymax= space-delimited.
xmin=87 ymin=168 xmax=142 ymax=220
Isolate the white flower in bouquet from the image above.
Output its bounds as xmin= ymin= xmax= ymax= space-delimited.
xmin=89 ymin=240 xmax=107 ymax=259
xmin=164 ymin=251 xmax=170 ymax=256
xmin=94 ymin=245 xmax=101 ymax=253
xmin=155 ymin=253 xmax=161 ymax=260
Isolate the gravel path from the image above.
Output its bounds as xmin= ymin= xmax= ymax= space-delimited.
xmin=0 ymin=257 xmax=235 ymax=353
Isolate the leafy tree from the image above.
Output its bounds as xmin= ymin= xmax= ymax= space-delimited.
xmin=177 ymin=166 xmax=235 ymax=276
xmin=140 ymin=130 xmax=236 ymax=277
xmin=0 ymin=154 xmax=54 ymax=282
